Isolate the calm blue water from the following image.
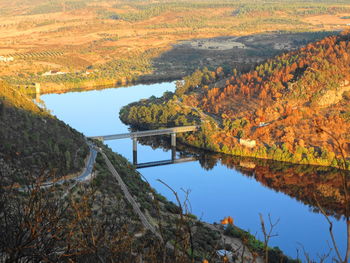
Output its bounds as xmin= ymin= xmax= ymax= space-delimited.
xmin=41 ymin=82 xmax=346 ymax=261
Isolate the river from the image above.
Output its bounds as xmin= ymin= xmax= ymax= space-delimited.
xmin=41 ymin=82 xmax=346 ymax=261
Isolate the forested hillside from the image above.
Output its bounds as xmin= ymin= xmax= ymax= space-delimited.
xmin=121 ymin=30 xmax=350 ymax=169
xmin=0 ymin=82 xmax=88 ymax=185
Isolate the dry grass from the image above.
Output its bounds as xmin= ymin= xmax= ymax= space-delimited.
xmin=303 ymin=13 xmax=350 ymax=27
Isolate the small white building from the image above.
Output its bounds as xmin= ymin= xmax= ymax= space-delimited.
xmin=42 ymin=70 xmax=67 ymax=76
xmin=239 ymin=138 xmax=256 ymax=148
xmin=84 ymin=69 xmax=97 ymax=75
xmin=0 ymin=56 xmax=14 ymax=62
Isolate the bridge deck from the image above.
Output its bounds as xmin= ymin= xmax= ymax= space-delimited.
xmin=89 ymin=125 xmax=199 ymax=141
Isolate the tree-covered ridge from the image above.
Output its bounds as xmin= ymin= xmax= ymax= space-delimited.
xmin=200 ymin=30 xmax=350 ymax=114
xmin=0 ymin=82 xmax=89 ymax=184
xmin=120 ymin=30 xmax=350 ymax=168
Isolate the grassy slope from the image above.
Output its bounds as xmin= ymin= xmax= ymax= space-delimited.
xmin=0 ymin=82 xmax=89 ymax=185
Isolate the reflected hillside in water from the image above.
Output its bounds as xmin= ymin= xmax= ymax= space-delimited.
xmin=218 ymin=154 xmax=347 ymax=219
xmin=138 ymin=136 xmax=349 ymax=219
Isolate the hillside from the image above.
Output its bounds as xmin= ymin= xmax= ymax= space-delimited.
xmin=0 ymin=81 xmax=89 ymax=185
xmin=120 ymin=30 xmax=350 ymax=169
xmin=0 ymin=0 xmax=350 ymax=92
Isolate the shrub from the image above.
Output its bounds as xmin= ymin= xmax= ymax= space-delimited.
xmin=343 ymin=90 xmax=350 ymax=100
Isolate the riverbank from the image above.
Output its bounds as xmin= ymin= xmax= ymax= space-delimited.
xmin=120 ymin=97 xmax=350 ymax=171
xmin=23 ymin=74 xmax=181 ymax=96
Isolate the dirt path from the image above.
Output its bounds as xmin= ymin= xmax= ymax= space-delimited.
xmin=99 ymin=149 xmax=164 ymax=241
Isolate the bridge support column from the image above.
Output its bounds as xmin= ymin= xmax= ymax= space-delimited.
xmin=171 ymin=133 xmax=176 ymax=161
xmin=171 ymin=133 xmax=176 ymax=147
xmin=132 ymin=137 xmax=137 ymax=165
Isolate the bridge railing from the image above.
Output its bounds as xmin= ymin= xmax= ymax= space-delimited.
xmin=89 ymin=125 xmax=200 ymax=141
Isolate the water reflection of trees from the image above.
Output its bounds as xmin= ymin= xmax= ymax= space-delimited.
xmin=137 ymin=134 xmax=350 ymax=261
xmin=220 ymin=154 xmax=348 ymax=219
xmin=137 ymin=136 xmax=349 ymax=219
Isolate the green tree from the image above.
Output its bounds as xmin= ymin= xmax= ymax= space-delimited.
xmin=65 ymin=150 xmax=71 ymax=170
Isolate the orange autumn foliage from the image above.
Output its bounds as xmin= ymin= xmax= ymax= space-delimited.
xmin=221 ymin=216 xmax=234 ymax=225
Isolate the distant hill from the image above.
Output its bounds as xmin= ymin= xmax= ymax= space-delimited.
xmin=1 ymin=0 xmax=350 ymax=93
xmin=0 ymin=82 xmax=88 ymax=185
xmin=120 ymin=30 xmax=350 ymax=168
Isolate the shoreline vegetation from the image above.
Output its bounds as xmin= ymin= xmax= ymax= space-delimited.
xmin=19 ymin=74 xmax=181 ymax=95
xmin=120 ymin=30 xmax=350 ymax=170
xmin=123 ymin=117 xmax=350 ymax=170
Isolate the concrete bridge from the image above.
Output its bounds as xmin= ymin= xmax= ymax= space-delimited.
xmin=90 ymin=125 xmax=199 ymax=141
xmin=89 ymin=125 xmax=200 ymax=166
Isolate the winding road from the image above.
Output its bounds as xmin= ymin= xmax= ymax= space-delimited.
xmin=74 ymin=141 xmax=98 ymax=182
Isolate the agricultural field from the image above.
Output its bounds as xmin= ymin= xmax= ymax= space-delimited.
xmin=0 ymin=0 xmax=350 ymax=91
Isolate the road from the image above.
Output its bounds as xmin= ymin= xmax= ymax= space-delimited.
xmin=19 ymin=141 xmax=98 ymax=191
xmin=74 ymin=141 xmax=98 ymax=182
xmin=42 ymin=141 xmax=98 ymax=187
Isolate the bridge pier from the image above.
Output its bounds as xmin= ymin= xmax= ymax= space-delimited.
xmin=171 ymin=147 xmax=176 ymax=161
xmin=132 ymin=137 xmax=137 ymax=165
xmin=171 ymin=133 xmax=176 ymax=147
xmin=171 ymin=133 xmax=176 ymax=160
